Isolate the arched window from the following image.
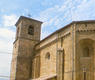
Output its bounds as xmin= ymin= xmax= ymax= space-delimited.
xmin=28 ymin=25 xmax=34 ymax=35
xmin=83 ymin=47 xmax=90 ymax=57
xmin=45 ymin=52 xmax=50 ymax=60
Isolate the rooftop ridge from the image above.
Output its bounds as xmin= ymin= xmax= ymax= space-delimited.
xmin=36 ymin=20 xmax=95 ymax=46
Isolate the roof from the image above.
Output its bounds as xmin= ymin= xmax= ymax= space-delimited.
xmin=15 ymin=16 xmax=43 ymax=26
xmin=37 ymin=20 xmax=95 ymax=45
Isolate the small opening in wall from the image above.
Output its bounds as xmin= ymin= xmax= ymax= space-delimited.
xmin=28 ymin=25 xmax=34 ymax=35
xmin=45 ymin=52 xmax=50 ymax=60
xmin=83 ymin=47 xmax=90 ymax=57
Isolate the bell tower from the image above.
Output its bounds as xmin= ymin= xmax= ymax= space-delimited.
xmin=10 ymin=16 xmax=42 ymax=80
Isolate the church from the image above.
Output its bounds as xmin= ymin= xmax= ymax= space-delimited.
xmin=10 ymin=16 xmax=95 ymax=80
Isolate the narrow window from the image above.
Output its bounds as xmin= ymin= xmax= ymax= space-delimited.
xmin=61 ymin=37 xmax=63 ymax=47
xmin=83 ymin=47 xmax=90 ymax=57
xmin=28 ymin=25 xmax=34 ymax=35
xmin=45 ymin=52 xmax=50 ymax=60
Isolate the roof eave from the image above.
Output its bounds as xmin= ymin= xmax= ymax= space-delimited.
xmin=15 ymin=16 xmax=43 ymax=27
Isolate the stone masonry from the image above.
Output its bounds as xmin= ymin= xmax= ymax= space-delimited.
xmin=10 ymin=16 xmax=95 ymax=80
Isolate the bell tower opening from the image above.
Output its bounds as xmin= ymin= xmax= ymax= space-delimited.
xmin=28 ymin=25 xmax=34 ymax=35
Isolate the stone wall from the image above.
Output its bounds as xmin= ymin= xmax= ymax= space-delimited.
xmin=40 ymin=41 xmax=57 ymax=77
xmin=10 ymin=40 xmax=19 ymax=80
xmin=75 ymin=23 xmax=95 ymax=80
xmin=33 ymin=22 xmax=95 ymax=80
xmin=33 ymin=24 xmax=73 ymax=80
xmin=11 ymin=16 xmax=95 ymax=80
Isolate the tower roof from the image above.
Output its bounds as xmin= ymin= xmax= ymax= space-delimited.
xmin=15 ymin=16 xmax=43 ymax=26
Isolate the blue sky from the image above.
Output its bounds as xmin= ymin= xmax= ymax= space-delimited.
xmin=0 ymin=0 xmax=95 ymax=79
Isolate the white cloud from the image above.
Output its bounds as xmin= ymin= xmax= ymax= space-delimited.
xmin=0 ymin=54 xmax=12 ymax=76
xmin=38 ymin=0 xmax=95 ymax=29
xmin=38 ymin=5 xmax=60 ymax=22
xmin=37 ymin=0 xmax=74 ymax=26
xmin=2 ymin=14 xmax=18 ymax=27
xmin=0 ymin=39 xmax=14 ymax=52
xmin=0 ymin=14 xmax=17 ymax=78
xmin=37 ymin=0 xmax=95 ymax=39
xmin=0 ymin=28 xmax=15 ymax=54
xmin=36 ymin=0 xmax=73 ymax=39
xmin=0 ymin=27 xmax=15 ymax=77
xmin=72 ymin=0 xmax=95 ymax=21
xmin=41 ymin=31 xmax=50 ymax=40
xmin=0 ymin=28 xmax=15 ymax=40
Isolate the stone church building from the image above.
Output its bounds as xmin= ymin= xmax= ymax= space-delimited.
xmin=10 ymin=16 xmax=95 ymax=80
